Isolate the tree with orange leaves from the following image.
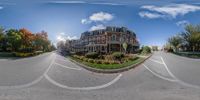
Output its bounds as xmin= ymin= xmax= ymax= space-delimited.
xmin=19 ymin=28 xmax=34 ymax=48
xmin=33 ymin=31 xmax=51 ymax=52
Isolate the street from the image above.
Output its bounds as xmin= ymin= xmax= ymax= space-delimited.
xmin=0 ymin=51 xmax=200 ymax=100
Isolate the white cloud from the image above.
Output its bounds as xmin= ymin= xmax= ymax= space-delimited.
xmin=89 ymin=12 xmax=114 ymax=22
xmin=56 ymin=35 xmax=66 ymax=41
xmin=81 ymin=19 xmax=91 ymax=24
xmin=139 ymin=12 xmax=163 ymax=19
xmin=89 ymin=24 xmax=106 ymax=31
xmin=140 ymin=4 xmax=200 ymax=19
xmin=176 ymin=20 xmax=190 ymax=26
xmin=81 ymin=12 xmax=114 ymax=24
xmin=56 ymin=33 xmax=78 ymax=42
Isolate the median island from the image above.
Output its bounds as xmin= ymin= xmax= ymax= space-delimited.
xmin=71 ymin=52 xmax=146 ymax=70
xmin=69 ymin=47 xmax=151 ymax=73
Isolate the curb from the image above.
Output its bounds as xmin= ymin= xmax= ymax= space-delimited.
xmin=69 ymin=54 xmax=152 ymax=74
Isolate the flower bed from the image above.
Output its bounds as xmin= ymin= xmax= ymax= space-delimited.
xmin=71 ymin=54 xmax=145 ymax=70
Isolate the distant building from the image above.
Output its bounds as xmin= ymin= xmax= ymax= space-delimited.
xmin=69 ymin=26 xmax=139 ymax=54
xmin=150 ymin=46 xmax=159 ymax=51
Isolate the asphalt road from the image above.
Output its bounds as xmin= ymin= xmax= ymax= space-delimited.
xmin=0 ymin=51 xmax=200 ymax=100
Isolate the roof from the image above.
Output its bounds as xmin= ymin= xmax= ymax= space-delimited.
xmin=81 ymin=26 xmax=136 ymax=37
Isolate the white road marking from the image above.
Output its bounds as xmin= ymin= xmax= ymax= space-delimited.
xmin=160 ymin=57 xmax=178 ymax=80
xmin=143 ymin=64 xmax=177 ymax=82
xmin=54 ymin=62 xmax=81 ymax=70
xmin=160 ymin=56 xmax=200 ymax=89
xmin=149 ymin=59 xmax=163 ymax=65
xmin=44 ymin=74 xmax=122 ymax=90
xmin=0 ymin=53 xmax=56 ymax=89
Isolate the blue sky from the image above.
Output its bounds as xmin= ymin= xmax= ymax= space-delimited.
xmin=1 ymin=0 xmax=200 ymax=47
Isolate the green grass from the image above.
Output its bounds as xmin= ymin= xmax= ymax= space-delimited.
xmin=71 ymin=57 xmax=145 ymax=70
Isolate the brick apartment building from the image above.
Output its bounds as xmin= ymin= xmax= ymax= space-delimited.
xmin=69 ymin=26 xmax=139 ymax=54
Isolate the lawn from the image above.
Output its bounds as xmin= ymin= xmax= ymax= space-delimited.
xmin=71 ymin=56 xmax=145 ymax=70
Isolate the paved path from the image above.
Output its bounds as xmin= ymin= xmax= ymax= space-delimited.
xmin=0 ymin=51 xmax=200 ymax=100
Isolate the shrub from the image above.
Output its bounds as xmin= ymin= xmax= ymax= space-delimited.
xmin=83 ymin=58 xmax=88 ymax=62
xmin=112 ymin=52 xmax=124 ymax=60
xmin=85 ymin=52 xmax=99 ymax=59
xmin=104 ymin=55 xmax=114 ymax=61
xmin=75 ymin=52 xmax=84 ymax=56
xmin=124 ymin=58 xmax=129 ymax=62
xmin=102 ymin=60 xmax=110 ymax=64
xmin=109 ymin=60 xmax=115 ymax=64
xmin=79 ymin=56 xmax=85 ymax=60
xmin=128 ymin=56 xmax=138 ymax=61
xmin=13 ymin=52 xmax=35 ymax=57
xmin=114 ymin=61 xmax=121 ymax=64
xmin=141 ymin=46 xmax=151 ymax=54
xmin=98 ymin=55 xmax=104 ymax=59
xmin=94 ymin=60 xmax=102 ymax=64
xmin=18 ymin=47 xmax=33 ymax=53
xmin=73 ymin=55 xmax=79 ymax=58
xmin=35 ymin=51 xmax=43 ymax=55
xmin=88 ymin=59 xmax=94 ymax=63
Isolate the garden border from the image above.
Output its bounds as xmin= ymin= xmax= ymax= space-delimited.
xmin=69 ymin=54 xmax=152 ymax=73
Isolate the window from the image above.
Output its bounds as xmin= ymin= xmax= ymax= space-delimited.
xmin=102 ymin=46 xmax=105 ymax=51
xmin=111 ymin=34 xmax=116 ymax=41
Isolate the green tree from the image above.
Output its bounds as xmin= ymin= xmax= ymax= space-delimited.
xmin=141 ymin=46 xmax=151 ymax=55
xmin=19 ymin=28 xmax=34 ymax=49
xmin=168 ymin=34 xmax=183 ymax=52
xmin=0 ymin=26 xmax=5 ymax=51
xmin=33 ymin=31 xmax=51 ymax=52
xmin=0 ymin=26 xmax=4 ymax=40
xmin=6 ymin=29 xmax=22 ymax=52
xmin=181 ymin=24 xmax=200 ymax=52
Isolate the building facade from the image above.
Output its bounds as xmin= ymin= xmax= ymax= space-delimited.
xmin=69 ymin=26 xmax=139 ymax=54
